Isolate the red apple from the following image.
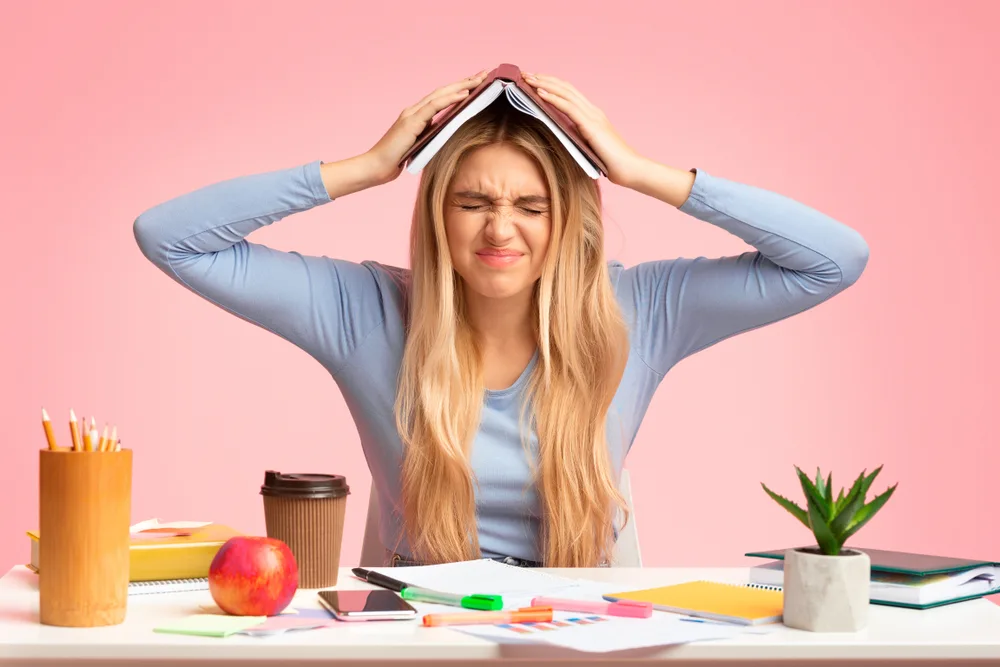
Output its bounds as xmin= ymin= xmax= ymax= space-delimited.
xmin=208 ymin=536 xmax=298 ymax=616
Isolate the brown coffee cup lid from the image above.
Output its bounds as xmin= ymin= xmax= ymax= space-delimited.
xmin=260 ymin=470 xmax=350 ymax=499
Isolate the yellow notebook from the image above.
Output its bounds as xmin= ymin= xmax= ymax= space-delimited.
xmin=27 ymin=523 xmax=242 ymax=582
xmin=604 ymin=580 xmax=784 ymax=626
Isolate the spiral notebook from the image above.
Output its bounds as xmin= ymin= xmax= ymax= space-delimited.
xmin=603 ymin=581 xmax=784 ymax=626
xmin=128 ymin=577 xmax=208 ymax=596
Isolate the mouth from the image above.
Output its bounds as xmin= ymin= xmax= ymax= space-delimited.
xmin=475 ymin=249 xmax=525 ymax=267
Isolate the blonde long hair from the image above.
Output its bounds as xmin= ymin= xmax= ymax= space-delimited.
xmin=394 ymin=104 xmax=630 ymax=567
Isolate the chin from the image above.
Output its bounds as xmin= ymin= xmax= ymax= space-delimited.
xmin=465 ymin=274 xmax=532 ymax=300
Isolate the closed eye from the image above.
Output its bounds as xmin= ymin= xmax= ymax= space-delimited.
xmin=457 ymin=204 xmax=546 ymax=215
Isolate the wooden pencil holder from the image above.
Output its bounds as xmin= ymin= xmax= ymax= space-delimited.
xmin=38 ymin=448 xmax=132 ymax=627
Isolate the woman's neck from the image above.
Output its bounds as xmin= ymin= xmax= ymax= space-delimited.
xmin=463 ymin=286 xmax=536 ymax=353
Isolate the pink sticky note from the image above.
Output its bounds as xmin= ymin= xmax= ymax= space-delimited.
xmin=239 ymin=616 xmax=333 ymax=636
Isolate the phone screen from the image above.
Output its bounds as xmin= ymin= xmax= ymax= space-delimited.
xmin=318 ymin=589 xmax=417 ymax=619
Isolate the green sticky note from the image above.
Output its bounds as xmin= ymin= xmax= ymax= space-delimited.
xmin=154 ymin=614 xmax=267 ymax=637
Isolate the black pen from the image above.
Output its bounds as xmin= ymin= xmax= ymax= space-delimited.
xmin=351 ymin=567 xmax=411 ymax=593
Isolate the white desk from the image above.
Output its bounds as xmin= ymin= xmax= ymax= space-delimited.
xmin=1 ymin=565 xmax=998 ymax=666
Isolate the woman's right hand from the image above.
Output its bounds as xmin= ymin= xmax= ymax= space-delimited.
xmin=361 ymin=69 xmax=489 ymax=185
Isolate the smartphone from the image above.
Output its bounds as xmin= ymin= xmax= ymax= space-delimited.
xmin=317 ymin=589 xmax=418 ymax=621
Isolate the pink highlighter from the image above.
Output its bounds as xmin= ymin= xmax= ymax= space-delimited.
xmin=530 ymin=596 xmax=653 ymax=619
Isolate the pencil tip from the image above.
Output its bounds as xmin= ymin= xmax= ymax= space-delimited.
xmin=70 ymin=409 xmax=77 ymax=420
xmin=41 ymin=407 xmax=49 ymax=420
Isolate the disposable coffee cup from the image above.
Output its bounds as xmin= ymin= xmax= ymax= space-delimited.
xmin=260 ymin=471 xmax=350 ymax=588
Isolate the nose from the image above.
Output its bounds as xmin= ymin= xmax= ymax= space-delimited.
xmin=484 ymin=206 xmax=516 ymax=244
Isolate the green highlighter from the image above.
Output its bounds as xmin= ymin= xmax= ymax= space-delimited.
xmin=400 ymin=586 xmax=503 ymax=610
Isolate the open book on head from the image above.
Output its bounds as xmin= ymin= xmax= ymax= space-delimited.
xmin=400 ymin=63 xmax=606 ymax=179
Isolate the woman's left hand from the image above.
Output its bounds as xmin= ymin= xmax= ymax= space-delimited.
xmin=521 ymin=72 xmax=648 ymax=186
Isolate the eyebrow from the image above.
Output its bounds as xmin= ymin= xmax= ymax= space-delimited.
xmin=453 ymin=190 xmax=551 ymax=206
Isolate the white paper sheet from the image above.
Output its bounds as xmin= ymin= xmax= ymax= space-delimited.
xmin=130 ymin=518 xmax=213 ymax=532
xmin=454 ymin=611 xmax=747 ymax=653
xmin=368 ymin=559 xmax=601 ymax=608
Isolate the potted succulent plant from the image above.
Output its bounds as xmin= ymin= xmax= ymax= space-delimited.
xmin=761 ymin=465 xmax=897 ymax=632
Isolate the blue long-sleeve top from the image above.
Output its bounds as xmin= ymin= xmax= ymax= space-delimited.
xmin=133 ymin=160 xmax=869 ymax=564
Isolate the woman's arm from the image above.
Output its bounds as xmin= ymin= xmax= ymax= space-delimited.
xmin=132 ymin=155 xmax=389 ymax=375
xmin=133 ymin=71 xmax=490 ymax=374
xmin=621 ymin=162 xmax=869 ymax=374
xmin=519 ymin=72 xmax=869 ymax=375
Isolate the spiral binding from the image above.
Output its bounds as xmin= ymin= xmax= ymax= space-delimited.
xmin=127 ymin=577 xmax=209 ymax=595
xmin=743 ymin=582 xmax=783 ymax=592
xmin=704 ymin=580 xmax=784 ymax=593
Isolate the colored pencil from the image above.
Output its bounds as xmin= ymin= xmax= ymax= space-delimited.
xmin=41 ymin=408 xmax=59 ymax=450
xmin=69 ymin=409 xmax=82 ymax=451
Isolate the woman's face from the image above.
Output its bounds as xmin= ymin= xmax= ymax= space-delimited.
xmin=444 ymin=143 xmax=553 ymax=302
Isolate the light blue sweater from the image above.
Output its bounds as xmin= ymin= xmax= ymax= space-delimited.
xmin=133 ymin=159 xmax=868 ymax=564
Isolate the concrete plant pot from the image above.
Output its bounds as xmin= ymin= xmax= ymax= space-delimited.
xmin=782 ymin=547 xmax=871 ymax=632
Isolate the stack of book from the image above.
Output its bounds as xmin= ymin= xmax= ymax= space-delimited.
xmin=745 ymin=546 xmax=999 ymax=609
xmin=27 ymin=520 xmax=242 ymax=595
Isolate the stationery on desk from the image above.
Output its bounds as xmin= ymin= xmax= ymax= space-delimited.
xmin=423 ymin=606 xmax=553 ymax=627
xmin=532 ymin=596 xmax=654 ymax=618
xmin=142 ymin=557 xmax=759 ymax=652
xmin=41 ymin=407 xmax=122 ymax=452
xmin=154 ymin=613 xmax=334 ymax=638
xmin=603 ymin=580 xmax=785 ymax=626
xmin=746 ymin=546 xmax=1000 ymax=609
xmin=154 ymin=614 xmax=267 ymax=638
xmin=355 ymin=559 xmax=754 ymax=653
xmin=363 ymin=558 xmax=600 ymax=607
xmin=352 ymin=566 xmax=503 ymax=610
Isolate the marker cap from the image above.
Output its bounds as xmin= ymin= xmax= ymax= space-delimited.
xmin=461 ymin=594 xmax=503 ymax=611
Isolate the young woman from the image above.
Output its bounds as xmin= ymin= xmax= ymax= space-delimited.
xmin=134 ymin=69 xmax=869 ymax=569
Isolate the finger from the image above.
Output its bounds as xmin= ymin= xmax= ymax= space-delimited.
xmin=531 ymin=74 xmax=587 ymax=100
xmin=530 ymin=76 xmax=593 ymax=112
xmin=412 ymin=88 xmax=472 ymax=123
xmin=403 ymin=70 xmax=487 ymax=117
xmin=535 ymin=87 xmax=588 ymax=127
xmin=526 ymin=74 xmax=597 ymax=114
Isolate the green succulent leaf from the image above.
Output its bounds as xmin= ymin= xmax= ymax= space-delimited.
xmin=859 ymin=465 xmax=883 ymax=498
xmin=764 ymin=466 xmax=896 ymax=552
xmin=795 ymin=466 xmax=830 ymax=523
xmin=830 ymin=472 xmax=868 ymax=537
xmin=832 ymin=470 xmax=864 ymax=516
xmin=841 ymin=484 xmax=898 ymax=544
xmin=761 ymin=483 xmax=810 ymax=528
xmin=824 ymin=471 xmax=833 ymax=511
xmin=806 ymin=492 xmax=841 ymax=555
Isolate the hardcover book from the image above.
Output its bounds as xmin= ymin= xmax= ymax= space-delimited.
xmin=400 ymin=63 xmax=606 ymax=179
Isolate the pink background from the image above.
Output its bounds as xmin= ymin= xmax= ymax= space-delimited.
xmin=2 ymin=0 xmax=998 ymax=601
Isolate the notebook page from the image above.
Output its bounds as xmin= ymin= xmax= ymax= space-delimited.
xmin=503 ymin=84 xmax=600 ymax=179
